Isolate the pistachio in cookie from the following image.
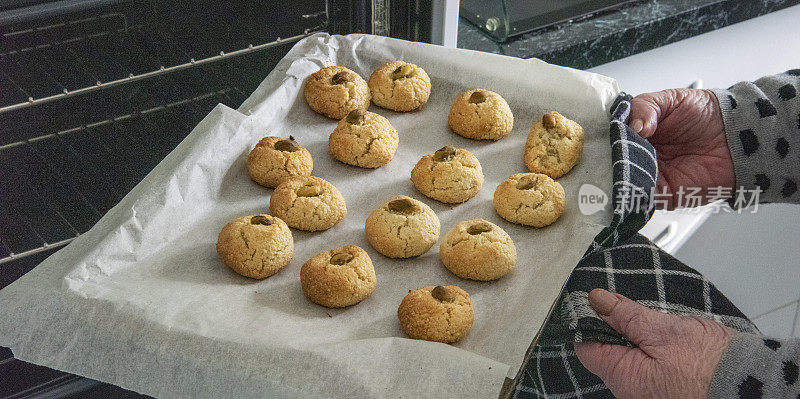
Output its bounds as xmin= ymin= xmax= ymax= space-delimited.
xmin=329 ymin=109 xmax=399 ymax=168
xmin=448 ymin=89 xmax=514 ymax=140
xmin=304 ymin=66 xmax=371 ymax=119
xmin=524 ymin=111 xmax=584 ymax=179
xmin=216 ymin=214 xmax=293 ymax=279
xmin=493 ymin=173 xmax=565 ymax=227
xmin=368 ymin=61 xmax=431 ymax=112
xmin=440 ymin=218 xmax=517 ymax=281
xmin=247 ymin=136 xmax=313 ymax=188
xmin=300 ymin=245 xmax=377 ymax=308
xmin=397 ymin=285 xmax=473 ymax=343
xmin=410 ymin=145 xmax=484 ymax=204
xmin=364 ymin=195 xmax=440 ymax=258
xmin=269 ymin=176 xmax=347 ymax=231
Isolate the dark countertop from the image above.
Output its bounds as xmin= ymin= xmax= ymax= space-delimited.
xmin=458 ymin=0 xmax=800 ymax=69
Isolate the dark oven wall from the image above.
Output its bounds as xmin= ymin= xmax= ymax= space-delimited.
xmin=0 ymin=0 xmax=329 ymax=117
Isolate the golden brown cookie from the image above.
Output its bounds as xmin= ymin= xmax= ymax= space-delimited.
xmin=246 ymin=136 xmax=313 ymax=188
xmin=269 ymin=176 xmax=347 ymax=231
xmin=303 ymin=66 xmax=371 ymax=119
xmin=364 ymin=195 xmax=440 ymax=258
xmin=368 ymin=61 xmax=431 ymax=112
xmin=493 ymin=173 xmax=565 ymax=227
xmin=397 ymin=285 xmax=473 ymax=343
xmin=524 ymin=111 xmax=584 ymax=178
xmin=329 ymin=109 xmax=399 ymax=168
xmin=300 ymin=245 xmax=377 ymax=308
xmin=216 ymin=214 xmax=293 ymax=279
xmin=440 ymin=219 xmax=517 ymax=281
xmin=447 ymin=89 xmax=514 ymax=140
xmin=410 ymin=145 xmax=484 ymax=204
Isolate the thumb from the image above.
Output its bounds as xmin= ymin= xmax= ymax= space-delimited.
xmin=629 ymin=89 xmax=682 ymax=138
xmin=586 ymin=288 xmax=664 ymax=347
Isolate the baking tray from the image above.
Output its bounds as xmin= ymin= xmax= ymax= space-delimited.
xmin=0 ymin=33 xmax=619 ymax=398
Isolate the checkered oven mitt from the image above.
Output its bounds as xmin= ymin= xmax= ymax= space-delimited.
xmin=512 ymin=94 xmax=760 ymax=398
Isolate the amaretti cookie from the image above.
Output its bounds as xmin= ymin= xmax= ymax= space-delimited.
xmin=440 ymin=219 xmax=517 ymax=281
xmin=247 ymin=136 xmax=313 ymax=188
xmin=410 ymin=145 xmax=483 ymax=204
xmin=270 ymin=176 xmax=347 ymax=231
xmin=448 ymin=89 xmax=513 ymax=140
xmin=329 ymin=109 xmax=399 ymax=168
xmin=524 ymin=111 xmax=584 ymax=178
xmin=216 ymin=214 xmax=293 ymax=279
xmin=300 ymin=245 xmax=377 ymax=308
xmin=397 ymin=285 xmax=473 ymax=343
xmin=364 ymin=195 xmax=440 ymax=258
xmin=493 ymin=173 xmax=565 ymax=227
xmin=304 ymin=66 xmax=371 ymax=119
xmin=368 ymin=61 xmax=431 ymax=112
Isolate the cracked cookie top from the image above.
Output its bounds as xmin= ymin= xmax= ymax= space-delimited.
xmin=328 ymin=109 xmax=399 ymax=168
xmin=247 ymin=136 xmax=313 ymax=188
xmin=447 ymin=89 xmax=514 ymax=141
xmin=397 ymin=285 xmax=473 ymax=344
xmin=269 ymin=176 xmax=347 ymax=232
xmin=364 ymin=195 xmax=440 ymax=258
xmin=215 ymin=214 xmax=294 ymax=279
xmin=439 ymin=218 xmax=517 ymax=281
xmin=304 ymin=66 xmax=371 ymax=120
xmin=368 ymin=61 xmax=431 ymax=112
xmin=410 ymin=145 xmax=484 ymax=204
xmin=493 ymin=173 xmax=565 ymax=228
xmin=300 ymin=245 xmax=377 ymax=308
xmin=524 ymin=111 xmax=584 ymax=179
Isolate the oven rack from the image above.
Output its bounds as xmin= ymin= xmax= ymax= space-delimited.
xmin=0 ymin=11 xmax=327 ymax=114
xmin=0 ymin=86 xmax=247 ymax=267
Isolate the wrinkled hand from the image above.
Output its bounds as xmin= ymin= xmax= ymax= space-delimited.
xmin=574 ymin=289 xmax=734 ymax=399
xmin=629 ymin=89 xmax=734 ymax=209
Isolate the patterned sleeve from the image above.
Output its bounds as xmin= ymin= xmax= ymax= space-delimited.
xmin=711 ymin=69 xmax=800 ymax=204
xmin=709 ymin=332 xmax=800 ymax=398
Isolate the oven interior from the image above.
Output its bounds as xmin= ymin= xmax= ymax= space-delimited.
xmin=1 ymin=0 xmax=329 ymax=268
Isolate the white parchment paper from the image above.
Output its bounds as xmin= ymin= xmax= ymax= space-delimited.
xmin=0 ymin=34 xmax=619 ymax=398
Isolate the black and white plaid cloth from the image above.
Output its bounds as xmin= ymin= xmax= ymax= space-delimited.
xmin=512 ymin=94 xmax=760 ymax=398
